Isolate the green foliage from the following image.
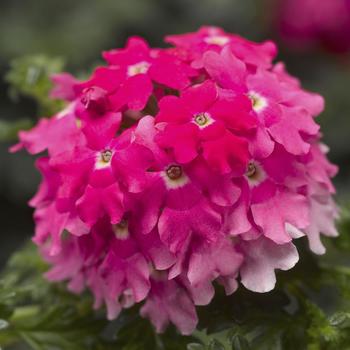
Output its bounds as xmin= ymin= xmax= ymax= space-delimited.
xmin=0 ymin=243 xmax=194 ymax=350
xmin=0 ymin=213 xmax=349 ymax=350
xmin=5 ymin=55 xmax=65 ymax=117
xmin=0 ymin=119 xmax=32 ymax=142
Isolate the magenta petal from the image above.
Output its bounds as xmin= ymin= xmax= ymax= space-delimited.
xmin=112 ymin=142 xmax=154 ymax=193
xmin=248 ymin=125 xmax=275 ymax=159
xmin=77 ymin=67 xmax=123 ymax=93
xmin=110 ymin=74 xmax=153 ymax=111
xmin=126 ymin=254 xmax=151 ymax=302
xmin=29 ymin=157 xmax=61 ymax=208
xmin=202 ymin=131 xmax=249 ymax=174
xmin=165 ymin=182 xmax=202 ymax=210
xmin=209 ymin=95 xmax=257 ymax=133
xmin=82 ymin=112 xmax=121 ymax=150
xmin=156 ymin=123 xmax=199 ymax=164
xmin=103 ymin=36 xmax=150 ymax=65
xmin=140 ymin=279 xmax=198 ymax=335
xmin=187 ymin=238 xmax=242 ymax=286
xmin=138 ymin=230 xmax=176 ymax=270
xmin=149 ymin=55 xmax=191 ymax=90
xmin=203 ymin=46 xmax=246 ymax=91
xmin=77 ymin=184 xmax=124 ymax=226
xmin=269 ymin=106 xmax=319 ymax=155
xmin=156 ymin=95 xmax=192 ymax=124
xmin=11 ymin=118 xmax=51 ymax=155
xmin=50 ymin=73 xmax=80 ymax=101
xmin=223 ymin=192 xmax=252 ymax=236
xmin=189 ymin=158 xmax=241 ymax=207
xmin=32 ymin=203 xmax=68 ymax=256
xmin=89 ymin=167 xmax=116 ymax=188
xmin=181 ymin=80 xmax=218 ymax=113
xmin=251 ymin=188 xmax=310 ymax=244
xmin=158 ymin=201 xmax=222 ymax=253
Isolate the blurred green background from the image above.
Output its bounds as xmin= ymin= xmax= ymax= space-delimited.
xmin=0 ymin=0 xmax=349 ymax=266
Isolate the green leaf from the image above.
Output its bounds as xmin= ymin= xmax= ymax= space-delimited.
xmin=329 ymin=312 xmax=350 ymax=329
xmin=230 ymin=334 xmax=251 ymax=350
xmin=5 ymin=55 xmax=65 ymax=116
xmin=187 ymin=343 xmax=206 ymax=350
xmin=0 ymin=319 xmax=9 ymax=330
xmin=208 ymin=339 xmax=225 ymax=350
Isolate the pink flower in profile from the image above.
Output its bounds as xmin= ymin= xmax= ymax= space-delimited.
xmin=12 ymin=27 xmax=338 ymax=335
xmin=141 ymin=275 xmax=198 ymax=335
xmin=239 ymin=236 xmax=299 ymax=293
xmin=10 ymin=103 xmax=84 ymax=156
xmin=50 ymin=72 xmax=81 ymax=101
xmin=277 ymin=0 xmax=350 ymax=53
xmin=166 ymin=26 xmax=277 ymax=68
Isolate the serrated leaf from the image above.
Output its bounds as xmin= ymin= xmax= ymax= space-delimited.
xmin=329 ymin=312 xmax=350 ymax=329
xmin=5 ymin=55 xmax=65 ymax=116
xmin=230 ymin=334 xmax=251 ymax=350
xmin=208 ymin=339 xmax=225 ymax=350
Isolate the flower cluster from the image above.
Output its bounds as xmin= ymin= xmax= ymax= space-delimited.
xmin=12 ymin=26 xmax=338 ymax=335
xmin=277 ymin=0 xmax=350 ymax=53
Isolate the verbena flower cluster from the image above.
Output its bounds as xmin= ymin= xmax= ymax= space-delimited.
xmin=277 ymin=0 xmax=350 ymax=53
xmin=12 ymin=26 xmax=338 ymax=335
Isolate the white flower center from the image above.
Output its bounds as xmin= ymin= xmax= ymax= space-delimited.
xmin=162 ymin=165 xmax=189 ymax=189
xmin=113 ymin=220 xmax=129 ymax=240
xmin=248 ymin=91 xmax=268 ymax=112
xmin=193 ymin=112 xmax=214 ymax=129
xmin=95 ymin=149 xmax=113 ymax=169
xmin=245 ymin=161 xmax=266 ymax=187
xmin=127 ymin=61 xmax=150 ymax=77
xmin=204 ymin=35 xmax=230 ymax=46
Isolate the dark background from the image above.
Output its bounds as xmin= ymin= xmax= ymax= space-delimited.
xmin=1 ymin=0 xmax=349 ymax=266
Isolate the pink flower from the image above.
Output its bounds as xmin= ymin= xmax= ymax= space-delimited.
xmin=155 ymin=80 xmax=255 ymax=173
xmin=12 ymin=27 xmax=338 ymax=335
xmin=140 ymin=276 xmax=198 ymax=335
xmin=166 ymin=26 xmax=277 ymax=68
xmin=203 ymin=47 xmax=320 ymax=156
xmin=10 ymin=103 xmax=84 ymax=156
xmin=77 ymin=37 xmax=196 ymax=112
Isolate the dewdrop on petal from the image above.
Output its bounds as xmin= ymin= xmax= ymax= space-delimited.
xmin=12 ymin=26 xmax=338 ymax=335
